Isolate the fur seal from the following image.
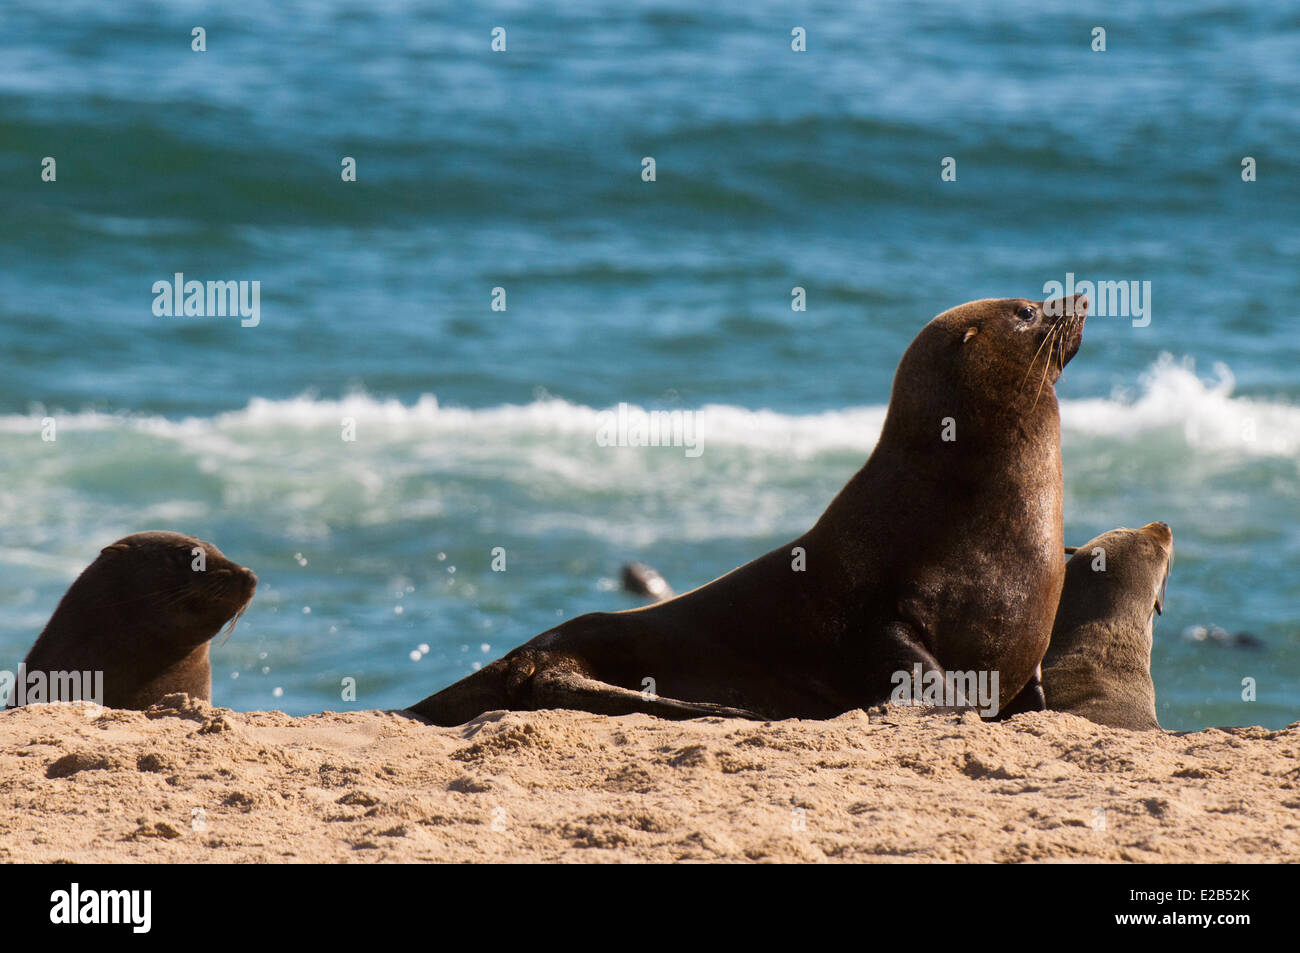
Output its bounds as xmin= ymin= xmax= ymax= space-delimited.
xmin=1180 ymin=624 xmax=1263 ymax=650
xmin=409 ymin=294 xmax=1088 ymax=725
xmin=1039 ymin=522 xmax=1172 ymax=731
xmin=10 ymin=532 xmax=257 ymax=710
xmin=620 ymin=562 xmax=676 ymax=602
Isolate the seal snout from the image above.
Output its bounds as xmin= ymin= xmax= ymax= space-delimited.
xmin=1138 ymin=522 xmax=1174 ymax=615
xmin=1141 ymin=520 xmax=1173 ymax=548
xmin=235 ymin=565 xmax=258 ymax=601
xmin=1041 ymin=293 xmax=1088 ymax=319
xmin=1042 ymin=293 xmax=1088 ymax=371
xmin=210 ymin=563 xmax=258 ymax=607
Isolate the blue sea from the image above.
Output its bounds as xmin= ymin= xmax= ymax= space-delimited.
xmin=0 ymin=1 xmax=1296 ymax=731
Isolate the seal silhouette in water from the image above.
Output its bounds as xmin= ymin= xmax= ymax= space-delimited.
xmin=409 ymin=294 xmax=1088 ymax=725
xmin=620 ymin=562 xmax=676 ymax=602
xmin=1040 ymin=523 xmax=1172 ymax=731
xmin=11 ymin=532 xmax=257 ymax=710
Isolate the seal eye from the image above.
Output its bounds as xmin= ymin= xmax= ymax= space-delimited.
xmin=1017 ymin=305 xmax=1037 ymax=322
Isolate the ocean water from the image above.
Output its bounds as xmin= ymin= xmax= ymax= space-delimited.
xmin=0 ymin=1 xmax=1295 ymax=731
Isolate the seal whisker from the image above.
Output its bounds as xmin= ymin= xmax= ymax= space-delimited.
xmin=158 ymin=587 xmax=200 ymax=610
xmin=1028 ymin=321 xmax=1062 ymax=414
xmin=1052 ymin=319 xmax=1065 ymax=376
xmin=217 ymin=602 xmax=248 ymax=645
xmin=88 ymin=581 xmax=201 ymax=611
xmin=1019 ymin=321 xmax=1059 ymax=391
xmin=1060 ymin=313 xmax=1077 ymax=371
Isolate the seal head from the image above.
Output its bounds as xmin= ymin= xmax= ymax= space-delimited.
xmin=16 ymin=531 xmax=257 ymax=710
xmin=1041 ymin=522 xmax=1172 ymax=730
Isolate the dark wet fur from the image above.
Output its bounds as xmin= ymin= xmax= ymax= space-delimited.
xmin=410 ymin=297 xmax=1086 ymax=726
xmin=12 ymin=532 xmax=256 ymax=710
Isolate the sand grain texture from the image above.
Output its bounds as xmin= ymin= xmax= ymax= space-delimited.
xmin=1 ymin=696 xmax=1296 ymax=863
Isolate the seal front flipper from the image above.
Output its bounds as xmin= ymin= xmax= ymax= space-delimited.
xmin=870 ymin=628 xmax=964 ymax=712
xmin=991 ymin=664 xmax=1046 ymax=719
xmin=531 ymin=669 xmax=761 ymax=720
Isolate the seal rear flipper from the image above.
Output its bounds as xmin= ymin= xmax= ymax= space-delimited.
xmin=406 ymin=657 xmax=521 ymax=727
xmin=530 ymin=670 xmax=761 ymax=721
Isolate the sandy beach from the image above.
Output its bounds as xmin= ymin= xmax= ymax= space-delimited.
xmin=1 ymin=696 xmax=1295 ymax=863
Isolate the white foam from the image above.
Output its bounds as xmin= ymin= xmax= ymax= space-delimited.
xmin=0 ymin=355 xmax=1294 ymax=460
xmin=1060 ymin=354 xmax=1300 ymax=457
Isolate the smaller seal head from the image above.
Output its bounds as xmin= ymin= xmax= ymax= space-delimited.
xmin=91 ymin=531 xmax=258 ymax=644
xmin=1041 ymin=522 xmax=1172 ymax=731
xmin=15 ymin=531 xmax=257 ymax=710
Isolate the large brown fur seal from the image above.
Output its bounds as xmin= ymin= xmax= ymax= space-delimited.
xmin=9 ymin=532 xmax=256 ymax=710
xmin=410 ymin=294 xmax=1088 ymax=725
xmin=1040 ymin=523 xmax=1171 ymax=731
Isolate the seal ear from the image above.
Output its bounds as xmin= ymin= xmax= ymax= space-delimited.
xmin=99 ymin=542 xmax=130 ymax=557
xmin=962 ymin=327 xmax=979 ymax=343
